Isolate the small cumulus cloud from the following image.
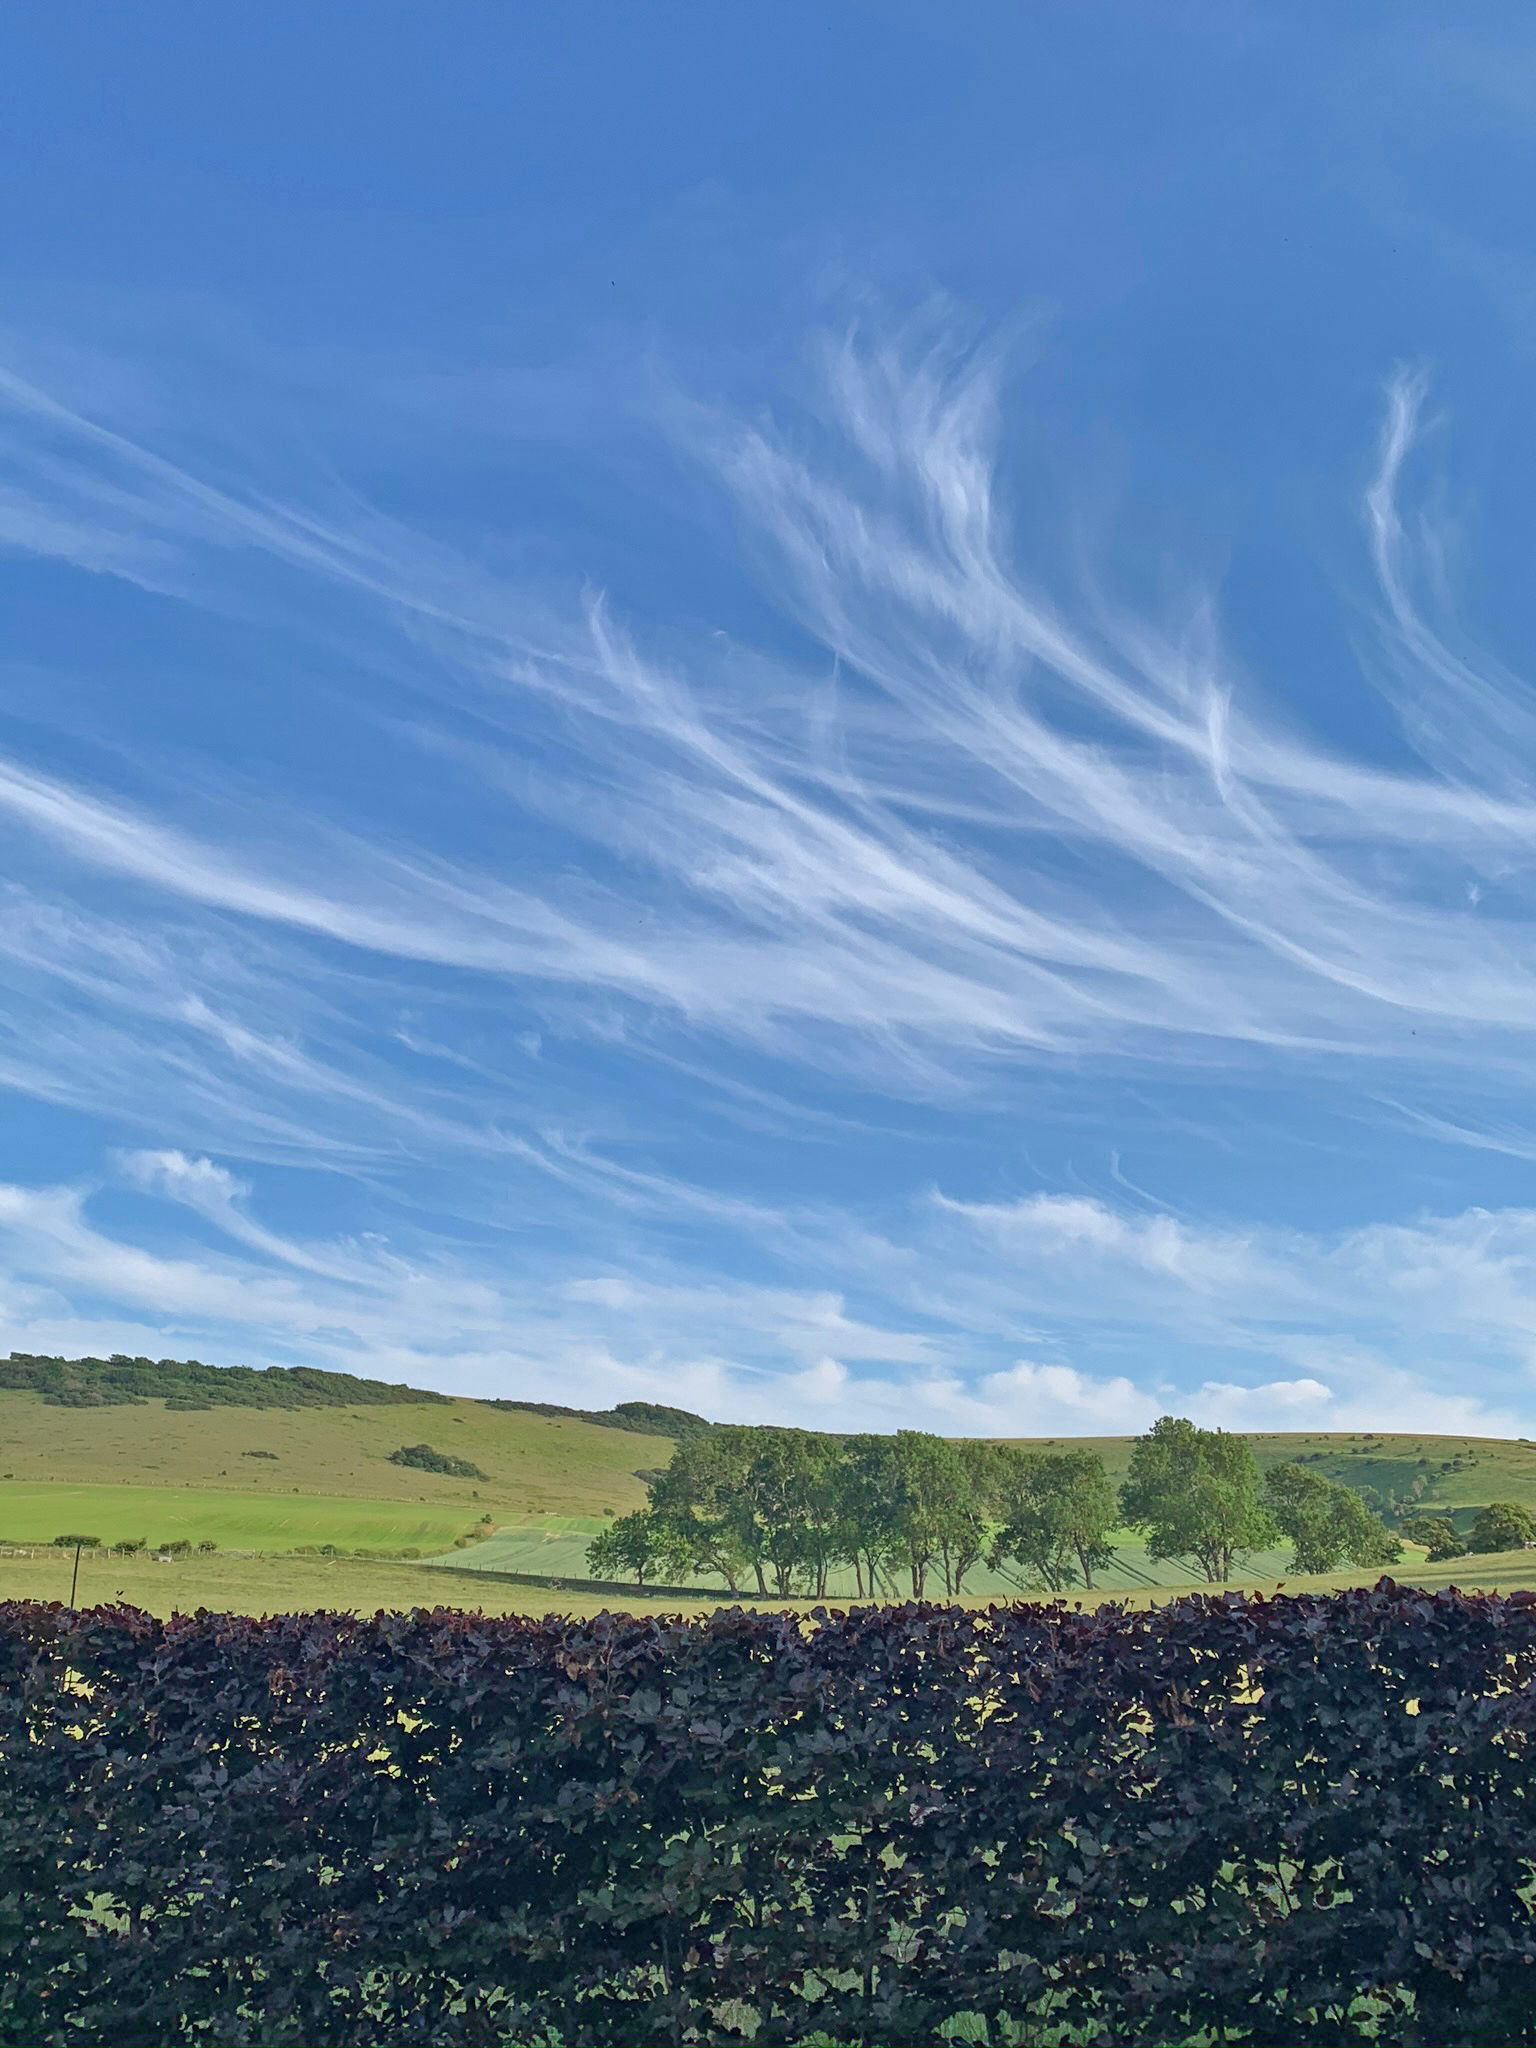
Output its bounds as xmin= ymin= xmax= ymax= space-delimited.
xmin=118 ymin=1148 xmax=248 ymax=1211
xmin=1191 ymin=1377 xmax=1335 ymax=1426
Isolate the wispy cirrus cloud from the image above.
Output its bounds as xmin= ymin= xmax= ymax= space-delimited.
xmin=5 ymin=320 xmax=1536 ymax=1428
xmin=3 ymin=330 xmax=1536 ymax=1101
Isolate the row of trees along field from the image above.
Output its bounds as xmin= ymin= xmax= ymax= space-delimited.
xmin=586 ymin=1414 xmax=1408 ymax=1597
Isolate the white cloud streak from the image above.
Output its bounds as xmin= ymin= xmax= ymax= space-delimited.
xmin=3 ymin=331 xmax=1536 ymax=1103
xmin=4 ymin=321 xmax=1536 ymax=1429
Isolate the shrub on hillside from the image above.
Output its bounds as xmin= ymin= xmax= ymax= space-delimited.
xmin=387 ymin=1443 xmax=487 ymax=1480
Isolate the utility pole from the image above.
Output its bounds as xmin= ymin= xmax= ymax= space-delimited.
xmin=68 ymin=1539 xmax=83 ymax=1609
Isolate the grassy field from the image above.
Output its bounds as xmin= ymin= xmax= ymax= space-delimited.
xmin=0 ymin=1544 xmax=731 ymax=1620
xmin=0 ymin=1482 xmax=489 ymax=1553
xmin=5 ymin=1536 xmax=1535 ymax=1624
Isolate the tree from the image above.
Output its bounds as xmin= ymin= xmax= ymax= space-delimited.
xmin=1402 ymin=1514 xmax=1464 ymax=1562
xmin=944 ymin=1442 xmax=1003 ymax=1597
xmin=1263 ymin=1461 xmax=1402 ymax=1574
xmin=836 ymin=1435 xmax=904 ymax=1599
xmin=1467 ymin=1501 xmax=1536 ymax=1555
xmin=745 ymin=1429 xmax=832 ymax=1598
xmin=1119 ymin=1416 xmax=1277 ymax=1584
xmin=665 ymin=1506 xmax=752 ymax=1595
xmin=783 ymin=1431 xmax=847 ymax=1599
xmin=885 ymin=1431 xmax=976 ymax=1599
xmin=988 ymin=1450 xmax=1076 ymax=1592
xmin=585 ymin=1510 xmax=691 ymax=1587
xmin=989 ymin=1447 xmax=1118 ymax=1593
xmin=725 ymin=1427 xmax=826 ymax=1597
xmin=647 ymin=1428 xmax=788 ymax=1594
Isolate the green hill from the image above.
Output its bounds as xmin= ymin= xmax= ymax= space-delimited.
xmin=3 ymin=1355 xmax=1535 ymax=1612
xmin=0 ymin=1380 xmax=675 ymax=1550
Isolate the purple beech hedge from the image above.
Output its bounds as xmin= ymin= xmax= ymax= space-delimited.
xmin=3 ymin=1583 xmax=1535 ymax=2047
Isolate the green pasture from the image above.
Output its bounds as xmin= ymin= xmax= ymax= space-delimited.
xmin=0 ymin=1543 xmax=729 ymax=1621
xmin=0 ymin=1481 xmax=482 ymax=1554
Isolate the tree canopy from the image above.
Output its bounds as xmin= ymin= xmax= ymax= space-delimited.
xmin=1467 ymin=1501 xmax=1536 ymax=1555
xmin=588 ymin=1424 xmax=1116 ymax=1599
xmin=1262 ymin=1460 xmax=1402 ymax=1574
xmin=1118 ymin=1415 xmax=1277 ymax=1584
xmin=1401 ymin=1514 xmax=1465 ymax=1561
xmin=1 ymin=1351 xmax=449 ymax=1411
xmin=989 ymin=1446 xmax=1118 ymax=1591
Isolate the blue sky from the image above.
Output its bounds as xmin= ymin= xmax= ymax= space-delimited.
xmin=7 ymin=5 xmax=1536 ymax=1437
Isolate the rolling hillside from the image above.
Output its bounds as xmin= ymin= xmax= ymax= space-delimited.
xmin=4 ymin=1357 xmax=1536 ymax=1612
xmin=0 ymin=1383 xmax=672 ymax=1547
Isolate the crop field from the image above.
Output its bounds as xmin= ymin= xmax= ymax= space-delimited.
xmin=426 ymin=1519 xmax=1298 ymax=1594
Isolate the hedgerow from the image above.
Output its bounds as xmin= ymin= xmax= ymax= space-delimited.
xmin=2 ymin=1582 xmax=1534 ymax=2046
